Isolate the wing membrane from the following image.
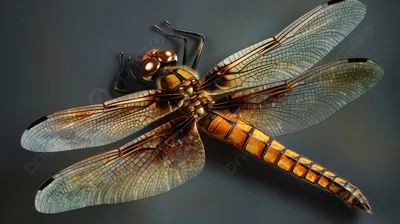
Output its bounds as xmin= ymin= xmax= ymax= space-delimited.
xmin=21 ymin=89 xmax=184 ymax=152
xmin=34 ymin=116 xmax=205 ymax=213
xmin=212 ymin=59 xmax=384 ymax=136
xmin=200 ymin=0 xmax=366 ymax=95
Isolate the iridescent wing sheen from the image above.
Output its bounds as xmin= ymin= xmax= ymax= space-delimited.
xmin=21 ymin=89 xmax=184 ymax=152
xmin=200 ymin=0 xmax=366 ymax=95
xmin=212 ymin=59 xmax=384 ymax=137
xmin=34 ymin=116 xmax=205 ymax=213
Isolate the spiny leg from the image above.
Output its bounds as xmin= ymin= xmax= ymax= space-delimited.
xmin=113 ymin=52 xmax=153 ymax=93
xmin=113 ymin=52 xmax=132 ymax=93
xmin=153 ymin=25 xmax=188 ymax=65
xmin=164 ymin=20 xmax=205 ymax=69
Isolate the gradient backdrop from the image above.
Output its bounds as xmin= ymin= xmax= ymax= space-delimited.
xmin=1 ymin=0 xmax=398 ymax=223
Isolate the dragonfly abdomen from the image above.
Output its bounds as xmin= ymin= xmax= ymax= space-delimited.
xmin=198 ymin=112 xmax=372 ymax=214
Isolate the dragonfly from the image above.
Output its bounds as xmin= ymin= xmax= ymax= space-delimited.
xmin=21 ymin=0 xmax=383 ymax=214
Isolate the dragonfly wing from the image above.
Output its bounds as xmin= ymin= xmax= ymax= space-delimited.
xmin=212 ymin=59 xmax=384 ymax=137
xmin=200 ymin=0 xmax=366 ymax=95
xmin=34 ymin=116 xmax=205 ymax=213
xmin=21 ymin=89 xmax=184 ymax=152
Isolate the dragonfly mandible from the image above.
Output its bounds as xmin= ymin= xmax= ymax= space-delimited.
xmin=21 ymin=0 xmax=383 ymax=214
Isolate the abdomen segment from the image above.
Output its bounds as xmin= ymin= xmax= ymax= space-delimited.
xmin=198 ymin=112 xmax=372 ymax=214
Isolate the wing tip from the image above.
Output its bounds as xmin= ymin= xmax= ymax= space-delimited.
xmin=35 ymin=198 xmax=56 ymax=214
xmin=38 ymin=177 xmax=55 ymax=191
xmin=347 ymin=58 xmax=369 ymax=63
xmin=327 ymin=0 xmax=367 ymax=17
xmin=23 ymin=115 xmax=50 ymax=150
xmin=35 ymin=177 xmax=61 ymax=214
xmin=21 ymin=116 xmax=49 ymax=150
xmin=327 ymin=0 xmax=365 ymax=7
xmin=327 ymin=0 xmax=346 ymax=5
xmin=26 ymin=116 xmax=49 ymax=130
xmin=34 ymin=193 xmax=48 ymax=214
xmin=346 ymin=58 xmax=385 ymax=77
xmin=346 ymin=57 xmax=382 ymax=66
xmin=20 ymin=130 xmax=33 ymax=151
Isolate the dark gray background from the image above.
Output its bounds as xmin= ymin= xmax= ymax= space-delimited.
xmin=1 ymin=0 xmax=398 ymax=223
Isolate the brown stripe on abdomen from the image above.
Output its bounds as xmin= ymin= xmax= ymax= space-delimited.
xmin=198 ymin=112 xmax=372 ymax=213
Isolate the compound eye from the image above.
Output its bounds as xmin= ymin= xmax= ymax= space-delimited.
xmin=155 ymin=50 xmax=178 ymax=64
xmin=141 ymin=57 xmax=161 ymax=81
xmin=142 ymin=49 xmax=159 ymax=62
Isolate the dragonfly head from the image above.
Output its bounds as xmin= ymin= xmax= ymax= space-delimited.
xmin=141 ymin=49 xmax=178 ymax=81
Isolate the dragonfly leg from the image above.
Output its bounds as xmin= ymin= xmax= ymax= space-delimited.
xmin=114 ymin=52 xmax=153 ymax=93
xmin=153 ymin=25 xmax=188 ymax=65
xmin=164 ymin=20 xmax=205 ymax=69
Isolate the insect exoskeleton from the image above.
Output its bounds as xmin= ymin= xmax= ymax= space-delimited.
xmin=141 ymin=49 xmax=178 ymax=81
xmin=185 ymin=92 xmax=212 ymax=117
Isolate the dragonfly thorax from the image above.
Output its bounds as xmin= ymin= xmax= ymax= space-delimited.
xmin=156 ymin=67 xmax=199 ymax=90
xmin=154 ymin=67 xmax=213 ymax=118
xmin=183 ymin=93 xmax=213 ymax=118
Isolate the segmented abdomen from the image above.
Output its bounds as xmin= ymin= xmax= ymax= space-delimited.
xmin=198 ymin=112 xmax=372 ymax=213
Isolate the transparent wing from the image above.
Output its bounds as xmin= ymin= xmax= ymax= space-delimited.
xmin=21 ymin=89 xmax=184 ymax=152
xmin=34 ymin=116 xmax=205 ymax=213
xmin=200 ymin=0 xmax=366 ymax=95
xmin=212 ymin=59 xmax=384 ymax=136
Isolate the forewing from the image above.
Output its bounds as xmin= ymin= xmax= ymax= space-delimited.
xmin=34 ymin=116 xmax=205 ymax=213
xmin=21 ymin=89 xmax=184 ymax=152
xmin=200 ymin=0 xmax=366 ymax=95
xmin=212 ymin=59 xmax=384 ymax=136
